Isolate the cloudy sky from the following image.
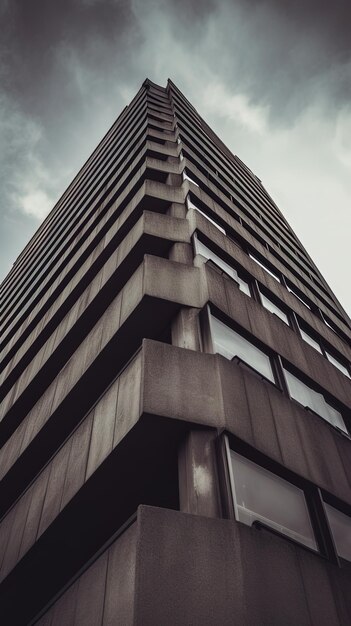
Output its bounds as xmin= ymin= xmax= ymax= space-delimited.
xmin=1 ymin=0 xmax=350 ymax=315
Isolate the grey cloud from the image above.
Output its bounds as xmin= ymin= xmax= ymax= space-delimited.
xmin=1 ymin=0 xmax=350 ymax=312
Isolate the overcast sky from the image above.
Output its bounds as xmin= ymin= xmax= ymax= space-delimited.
xmin=1 ymin=0 xmax=350 ymax=315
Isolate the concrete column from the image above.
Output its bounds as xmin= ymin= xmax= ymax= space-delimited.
xmin=178 ymin=430 xmax=222 ymax=519
xmin=166 ymin=172 xmax=183 ymax=186
xmin=169 ymin=242 xmax=193 ymax=265
xmin=171 ymin=307 xmax=201 ymax=351
xmin=166 ymin=202 xmax=187 ymax=219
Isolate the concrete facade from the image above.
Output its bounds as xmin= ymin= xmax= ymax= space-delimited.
xmin=0 ymin=79 xmax=350 ymax=625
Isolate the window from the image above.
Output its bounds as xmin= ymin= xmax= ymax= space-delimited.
xmin=324 ymin=502 xmax=351 ymax=561
xmin=325 ymin=352 xmax=351 ymax=379
xmin=194 ymin=237 xmax=250 ymax=297
xmin=297 ymin=321 xmax=323 ymax=354
xmin=186 ymin=196 xmax=226 ymax=234
xmin=182 ymin=170 xmax=199 ymax=187
xmin=249 ymin=253 xmax=280 ymax=282
xmin=296 ymin=320 xmax=350 ymax=378
xmin=287 ymin=284 xmax=311 ymax=310
xmin=258 ymin=288 xmax=289 ymax=325
xmin=229 ymin=449 xmax=317 ymax=550
xmin=210 ymin=314 xmax=275 ymax=382
xmin=283 ymin=368 xmax=348 ymax=434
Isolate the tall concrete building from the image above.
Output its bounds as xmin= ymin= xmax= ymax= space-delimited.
xmin=1 ymin=78 xmax=351 ymax=625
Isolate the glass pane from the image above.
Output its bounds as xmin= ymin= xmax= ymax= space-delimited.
xmin=230 ymin=451 xmax=317 ymax=550
xmin=195 ymin=239 xmax=250 ymax=296
xmin=324 ymin=503 xmax=351 ymax=561
xmin=259 ymin=291 xmax=289 ymax=325
xmin=287 ymin=285 xmax=311 ymax=309
xmin=211 ymin=315 xmax=274 ymax=382
xmin=249 ymin=253 xmax=280 ymax=282
xmin=284 ymin=369 xmax=347 ymax=433
xmin=321 ymin=312 xmax=338 ymax=334
xmin=188 ymin=198 xmax=226 ymax=234
xmin=325 ymin=352 xmax=351 ymax=379
xmin=183 ymin=171 xmax=199 ymax=187
xmin=298 ymin=326 xmax=323 ymax=353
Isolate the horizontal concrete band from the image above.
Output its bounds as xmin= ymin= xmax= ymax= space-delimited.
xmin=1 ymin=336 xmax=350 ymax=598
xmin=32 ymin=503 xmax=351 ymax=626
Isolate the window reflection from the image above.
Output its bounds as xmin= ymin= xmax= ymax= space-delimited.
xmin=325 ymin=352 xmax=351 ymax=379
xmin=297 ymin=322 xmax=323 ymax=354
xmin=258 ymin=289 xmax=289 ymax=325
xmin=210 ymin=315 xmax=274 ymax=382
xmin=249 ymin=253 xmax=280 ymax=282
xmin=283 ymin=368 xmax=347 ymax=434
xmin=324 ymin=502 xmax=351 ymax=561
xmin=230 ymin=451 xmax=317 ymax=550
xmin=187 ymin=197 xmax=226 ymax=234
xmin=195 ymin=238 xmax=250 ymax=297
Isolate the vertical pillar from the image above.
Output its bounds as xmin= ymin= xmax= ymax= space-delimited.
xmin=178 ymin=430 xmax=222 ymax=519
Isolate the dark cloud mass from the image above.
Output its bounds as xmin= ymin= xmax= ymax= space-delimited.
xmin=0 ymin=0 xmax=350 ymax=313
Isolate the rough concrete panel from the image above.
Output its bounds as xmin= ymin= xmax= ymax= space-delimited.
xmin=143 ymin=210 xmax=189 ymax=242
xmin=243 ymin=368 xmax=283 ymax=464
xmin=240 ymin=524 xmax=312 ymax=626
xmin=103 ymin=523 xmax=137 ymax=626
xmin=135 ymin=506 xmax=241 ymax=626
xmin=119 ymin=264 xmax=144 ymax=327
xmin=168 ymin=241 xmax=193 ymax=264
xmin=143 ymin=255 xmax=203 ymax=307
xmin=73 ymin=551 xmax=108 ymax=626
xmin=0 ymin=489 xmax=31 ymax=581
xmin=171 ymin=308 xmax=201 ymax=351
xmin=178 ymin=430 xmax=221 ymax=518
xmin=269 ymin=390 xmax=311 ymax=480
xmin=100 ymin=292 xmax=122 ymax=349
xmin=136 ymin=499 xmax=346 ymax=624
xmin=86 ymin=378 xmax=119 ymax=480
xmin=17 ymin=468 xmax=50 ymax=560
xmin=113 ymin=352 xmax=142 ymax=448
xmin=223 ymin=274 xmax=253 ymax=332
xmin=297 ymin=550 xmax=341 ymax=626
xmin=0 ymin=417 xmax=25 ymax=480
xmin=0 ymin=513 xmax=14 ymax=570
xmin=294 ymin=409 xmax=351 ymax=503
xmin=38 ymin=437 xmax=73 ymax=537
xmin=334 ymin=436 xmax=351 ymax=494
xmin=50 ymin=582 xmax=78 ymax=626
xmin=35 ymin=613 xmax=53 ymax=626
xmin=204 ymin=266 xmax=230 ymax=316
xmin=142 ymin=340 xmax=224 ymax=428
xmin=218 ymin=357 xmax=253 ymax=444
xmin=60 ymin=414 xmax=93 ymax=510
xmin=332 ymin=567 xmax=351 ymax=625
xmin=19 ymin=384 xmax=57 ymax=455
